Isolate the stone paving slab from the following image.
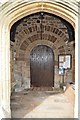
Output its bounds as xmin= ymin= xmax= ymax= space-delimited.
xmin=11 ymin=90 xmax=74 ymax=118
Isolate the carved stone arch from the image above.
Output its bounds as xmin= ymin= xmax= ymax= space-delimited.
xmin=25 ymin=40 xmax=57 ymax=58
xmin=21 ymin=40 xmax=56 ymax=89
xmin=8 ymin=2 xmax=75 ymax=29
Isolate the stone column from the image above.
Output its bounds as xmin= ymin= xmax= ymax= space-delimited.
xmin=0 ymin=23 xmax=4 ymax=119
xmin=77 ymin=14 xmax=80 ymax=119
xmin=74 ymin=15 xmax=79 ymax=119
xmin=0 ymin=24 xmax=11 ymax=118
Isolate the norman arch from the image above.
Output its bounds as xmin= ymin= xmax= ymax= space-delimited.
xmin=10 ymin=12 xmax=75 ymax=93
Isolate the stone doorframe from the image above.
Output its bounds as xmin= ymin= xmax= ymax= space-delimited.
xmin=24 ymin=41 xmax=56 ymax=89
xmin=0 ymin=0 xmax=79 ymax=119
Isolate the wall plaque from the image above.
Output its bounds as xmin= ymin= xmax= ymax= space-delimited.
xmin=58 ymin=54 xmax=71 ymax=69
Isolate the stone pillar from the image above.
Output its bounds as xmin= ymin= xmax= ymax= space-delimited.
xmin=0 ymin=24 xmax=11 ymax=118
xmin=74 ymin=15 xmax=79 ymax=119
xmin=78 ymin=14 xmax=80 ymax=119
xmin=0 ymin=22 xmax=2 ymax=110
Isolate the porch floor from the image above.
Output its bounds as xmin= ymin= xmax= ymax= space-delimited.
xmin=11 ymin=87 xmax=74 ymax=118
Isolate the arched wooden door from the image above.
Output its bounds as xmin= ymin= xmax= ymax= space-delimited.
xmin=30 ymin=45 xmax=54 ymax=87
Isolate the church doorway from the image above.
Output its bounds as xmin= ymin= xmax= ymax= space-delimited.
xmin=30 ymin=45 xmax=54 ymax=87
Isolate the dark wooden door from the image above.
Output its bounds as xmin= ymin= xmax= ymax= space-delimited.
xmin=30 ymin=45 xmax=54 ymax=87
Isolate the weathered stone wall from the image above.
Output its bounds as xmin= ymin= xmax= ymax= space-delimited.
xmin=10 ymin=12 xmax=75 ymax=91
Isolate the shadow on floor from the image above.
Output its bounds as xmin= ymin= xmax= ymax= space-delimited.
xmin=11 ymin=88 xmax=73 ymax=118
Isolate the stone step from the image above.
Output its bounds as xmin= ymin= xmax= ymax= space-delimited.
xmin=29 ymin=87 xmax=63 ymax=92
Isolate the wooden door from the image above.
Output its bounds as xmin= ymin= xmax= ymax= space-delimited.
xmin=30 ymin=45 xmax=54 ymax=87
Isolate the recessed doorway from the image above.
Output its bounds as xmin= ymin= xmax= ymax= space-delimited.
xmin=30 ymin=45 xmax=54 ymax=87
